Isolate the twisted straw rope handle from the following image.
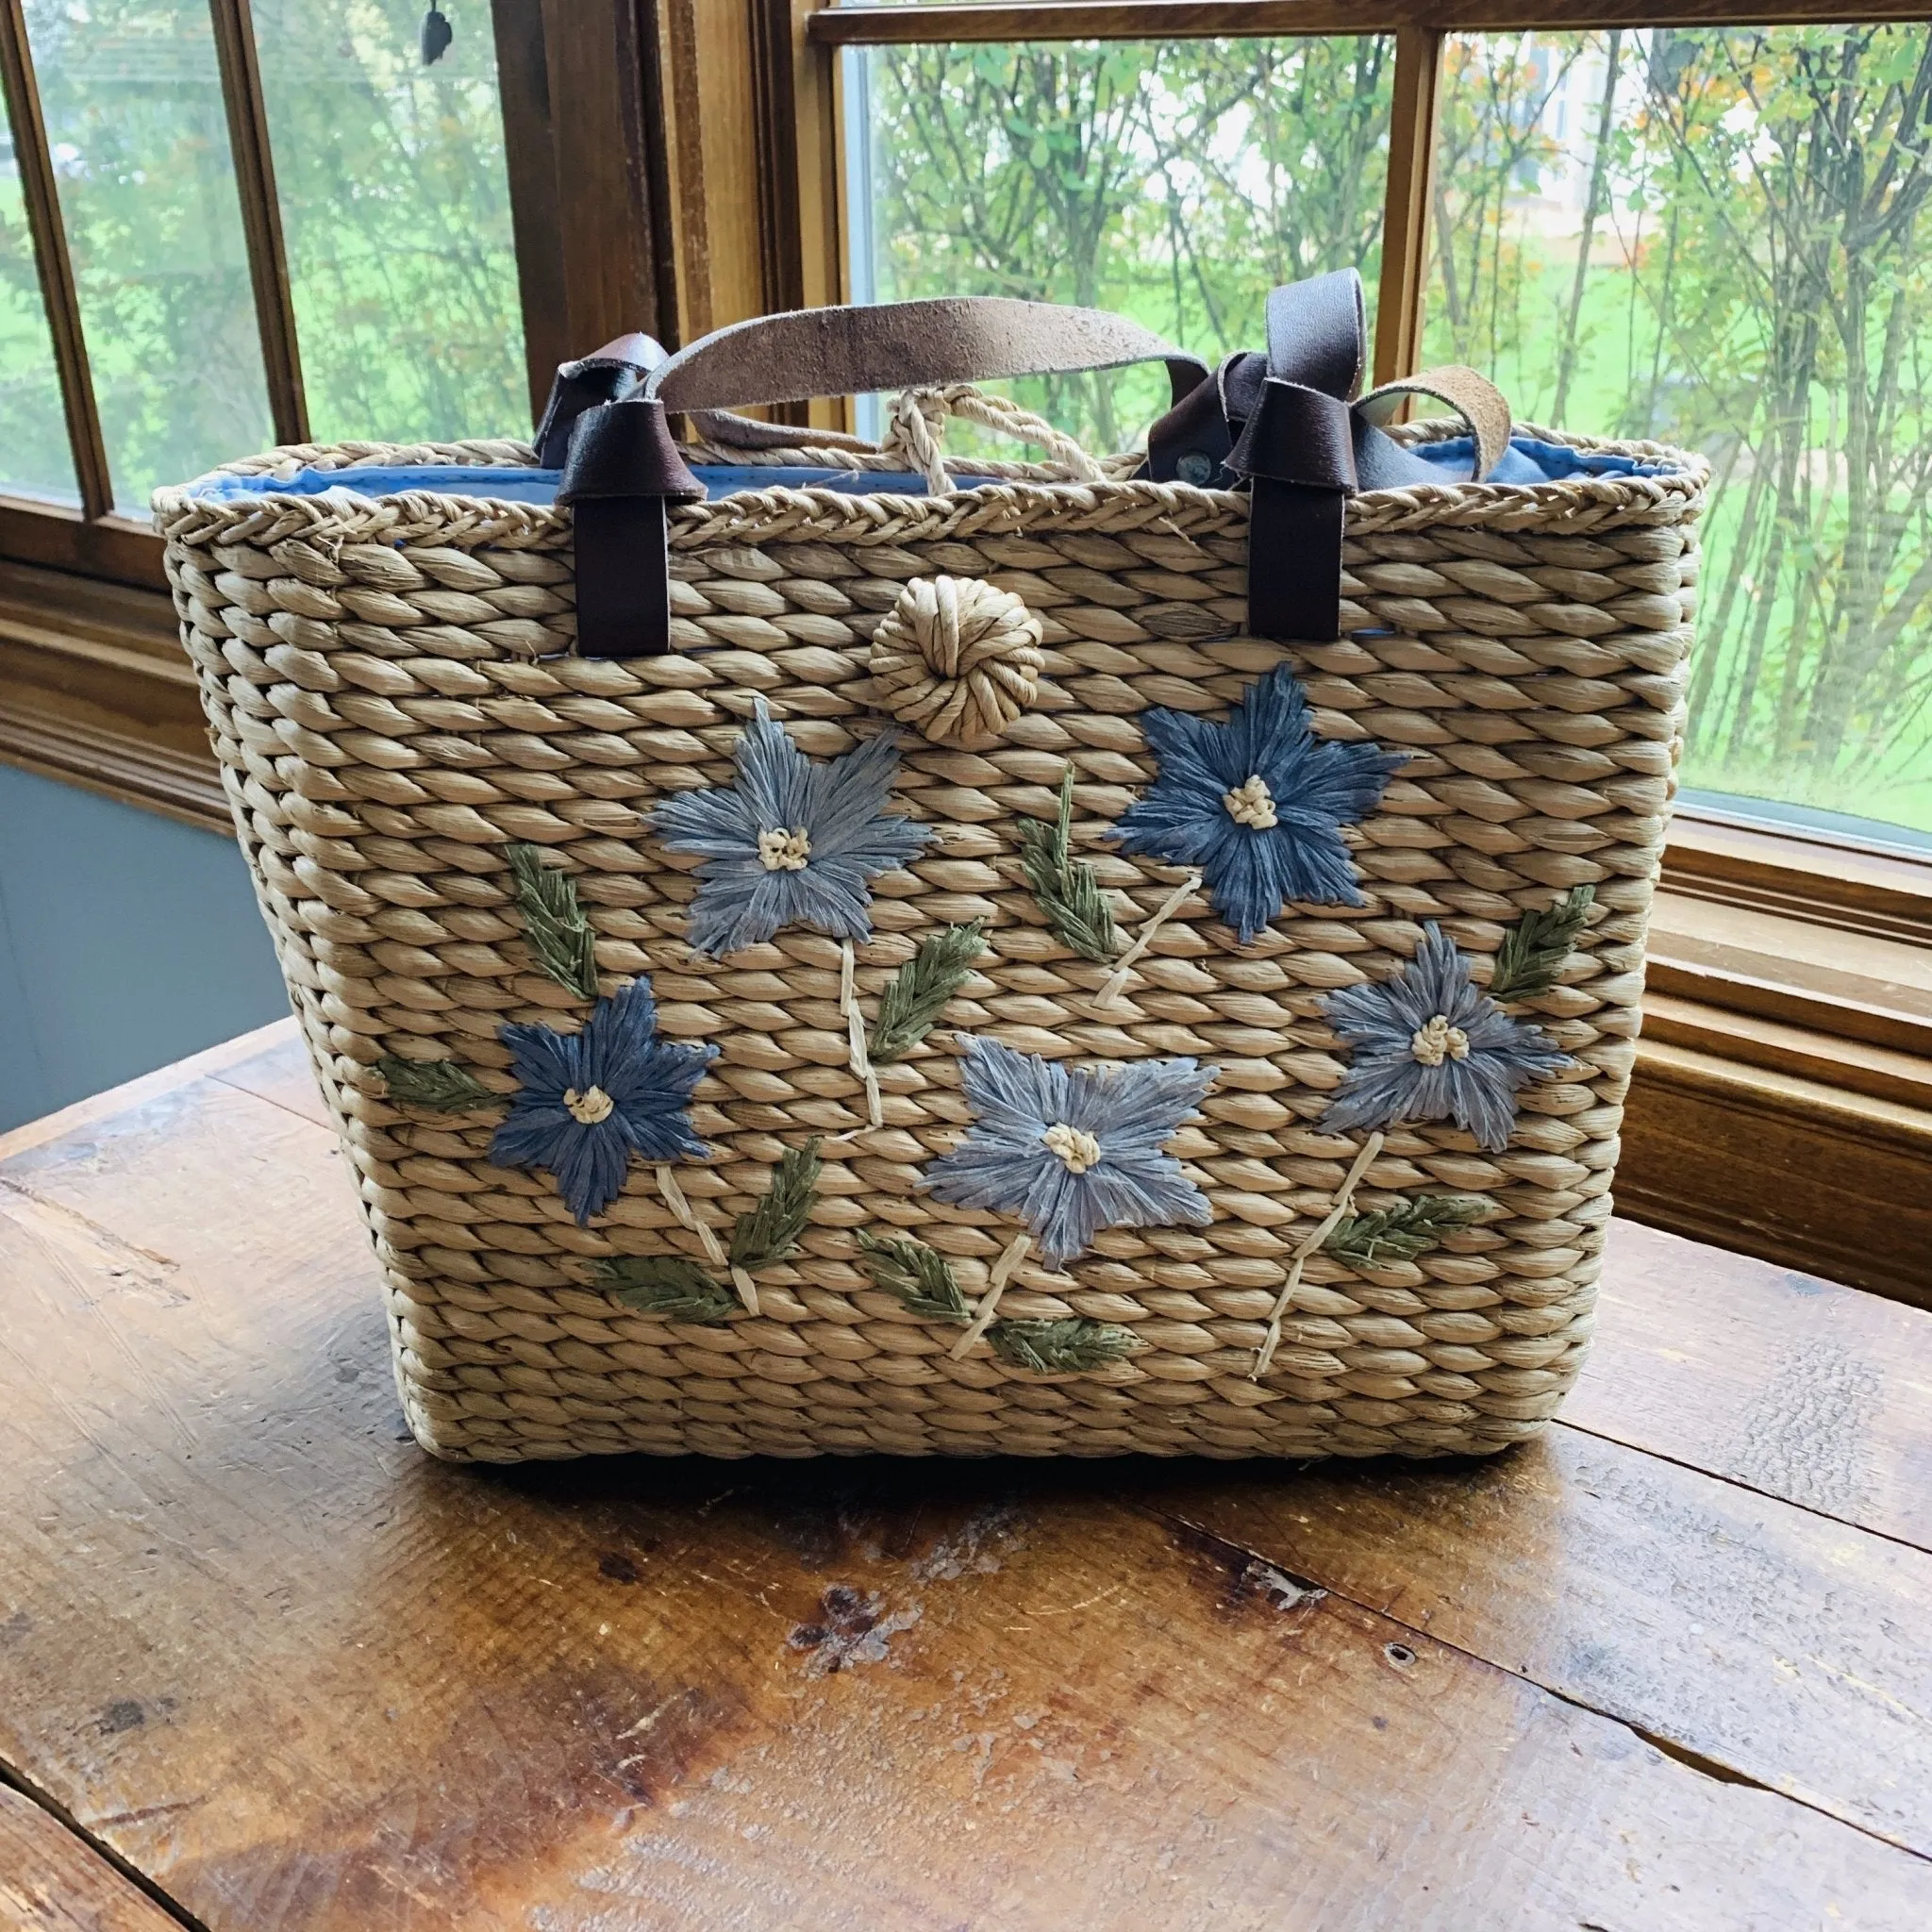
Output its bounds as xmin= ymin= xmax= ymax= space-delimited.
xmin=883 ymin=385 xmax=1108 ymax=494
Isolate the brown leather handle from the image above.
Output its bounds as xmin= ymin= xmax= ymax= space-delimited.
xmin=1357 ymin=366 xmax=1511 ymax=481
xmin=646 ymin=297 xmax=1210 ymax=414
xmin=1206 ymin=271 xmax=1518 ymax=642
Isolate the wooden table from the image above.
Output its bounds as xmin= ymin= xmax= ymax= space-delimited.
xmin=3 ymin=1021 xmax=1929 ymax=1932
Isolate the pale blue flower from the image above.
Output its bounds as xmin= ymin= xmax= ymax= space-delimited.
xmin=648 ymin=701 xmax=933 ymax=957
xmin=1320 ymin=924 xmax=1569 ymax=1152
xmin=923 ymin=1037 xmax=1216 ymax=1268
xmin=491 ymin=977 xmax=714 ymax=1224
xmin=1112 ymin=663 xmax=1402 ymax=942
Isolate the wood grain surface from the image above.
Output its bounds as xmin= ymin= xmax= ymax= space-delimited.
xmin=0 ymin=1782 xmax=182 ymax=1932
xmin=1 ymin=1028 xmax=1928 ymax=1929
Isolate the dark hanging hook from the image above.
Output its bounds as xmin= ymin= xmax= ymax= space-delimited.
xmin=421 ymin=6 xmax=452 ymax=65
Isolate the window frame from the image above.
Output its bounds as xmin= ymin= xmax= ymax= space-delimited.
xmin=0 ymin=0 xmax=675 ymax=800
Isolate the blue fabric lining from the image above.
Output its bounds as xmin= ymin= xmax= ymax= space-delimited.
xmin=192 ymin=434 xmax=1677 ymax=506
xmin=1409 ymin=434 xmax=1671 ymax=483
xmin=191 ymin=463 xmax=999 ymax=504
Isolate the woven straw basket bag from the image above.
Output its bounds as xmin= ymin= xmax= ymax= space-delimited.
xmin=154 ymin=271 xmax=1707 ymax=1464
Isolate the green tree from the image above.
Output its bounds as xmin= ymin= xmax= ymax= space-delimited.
xmin=1423 ymin=26 xmax=1932 ymax=828
xmin=868 ymin=36 xmax=1393 ymax=451
xmin=0 ymin=0 xmax=522 ymax=506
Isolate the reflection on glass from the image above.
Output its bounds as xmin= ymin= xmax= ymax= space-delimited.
xmin=0 ymin=125 xmax=75 ymax=502
xmin=24 ymin=0 xmax=272 ymax=509
xmin=1425 ymin=26 xmax=1932 ymax=834
xmin=252 ymin=0 xmax=524 ymax=446
xmin=854 ymin=38 xmax=1393 ymax=454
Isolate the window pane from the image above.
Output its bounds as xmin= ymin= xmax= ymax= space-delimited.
xmin=0 ymin=120 xmax=75 ymax=501
xmin=1425 ymin=26 xmax=1932 ymax=839
xmin=852 ymin=37 xmax=1393 ymax=453
xmin=24 ymin=0 xmax=274 ymax=510
xmin=252 ymin=0 xmax=525 ymax=446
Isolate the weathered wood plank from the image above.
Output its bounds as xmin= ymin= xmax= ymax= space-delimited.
xmin=1142 ymin=1424 xmax=1932 ymax=1855
xmin=0 ymin=1016 xmax=297 ymax=1165
xmin=1585 ymin=1221 xmax=1932 ymax=1550
xmin=0 ymin=1783 xmax=183 ymax=1932
xmin=207 ymin=1024 xmax=333 ymax=1131
xmin=1 ymin=1078 xmax=1928 ymax=1928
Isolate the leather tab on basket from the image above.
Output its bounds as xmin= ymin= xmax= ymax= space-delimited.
xmin=558 ymin=397 xmax=707 ymax=660
xmin=1143 ymin=357 xmax=1241 ymax=486
xmin=1358 ymin=365 xmax=1512 ymax=481
xmin=533 ymin=333 xmax=666 ymax=469
xmin=1224 ymin=270 xmax=1368 ymax=644
xmin=1151 ymin=279 xmax=1517 ymax=641
xmin=1230 ymin=377 xmax=1358 ymax=644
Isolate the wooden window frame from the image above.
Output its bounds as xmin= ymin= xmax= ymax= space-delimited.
xmin=0 ymin=0 xmax=1926 ymax=1293
xmin=0 ymin=0 xmax=676 ymax=788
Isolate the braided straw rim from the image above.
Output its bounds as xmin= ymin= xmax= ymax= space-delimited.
xmin=154 ymin=421 xmax=1709 ymax=557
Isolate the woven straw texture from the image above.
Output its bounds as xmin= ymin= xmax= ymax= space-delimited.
xmin=155 ymin=412 xmax=1706 ymax=1464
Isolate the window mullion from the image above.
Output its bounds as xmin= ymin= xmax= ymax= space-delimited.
xmin=0 ymin=0 xmax=112 ymax=519
xmin=207 ymin=0 xmax=308 ymax=449
xmin=1373 ymin=24 xmax=1443 ymax=388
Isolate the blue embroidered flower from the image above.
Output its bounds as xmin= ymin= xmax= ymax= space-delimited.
xmin=923 ymin=1037 xmax=1216 ymax=1269
xmin=490 ymin=976 xmax=715 ymax=1224
xmin=1111 ymin=663 xmax=1403 ymax=943
xmin=1320 ymin=924 xmax=1569 ymax=1153
xmin=648 ymin=701 xmax=934 ymax=958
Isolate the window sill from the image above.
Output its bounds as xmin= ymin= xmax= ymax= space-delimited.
xmin=0 ymin=557 xmax=221 ymax=828
xmin=3 ymin=554 xmax=1927 ymax=1303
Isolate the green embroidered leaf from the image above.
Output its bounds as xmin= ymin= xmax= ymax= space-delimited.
xmin=507 ymin=841 xmax=600 ymax=999
xmin=596 ymin=1255 xmax=741 ymax=1324
xmin=987 ymin=1317 xmax=1138 ymax=1374
xmin=730 ymin=1137 xmax=823 ymax=1271
xmin=1324 ymin=1194 xmax=1495 ymax=1268
xmin=856 ymin=1229 xmax=972 ymax=1322
xmin=870 ymin=922 xmax=988 ymax=1063
xmin=376 ymin=1054 xmax=494 ymax=1112
xmin=1018 ymin=767 xmax=1117 ymax=963
xmin=1488 ymin=885 xmax=1595 ymax=1003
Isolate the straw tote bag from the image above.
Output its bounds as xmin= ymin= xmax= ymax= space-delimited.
xmin=154 ymin=270 xmax=1707 ymax=1464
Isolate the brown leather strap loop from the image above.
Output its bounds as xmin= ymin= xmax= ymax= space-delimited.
xmin=557 ymin=398 xmax=706 ymax=660
xmin=557 ymin=398 xmax=706 ymax=508
xmin=1358 ymin=365 xmax=1512 ymax=481
xmin=1225 ymin=271 xmax=1369 ymax=644
xmin=1264 ymin=271 xmax=1365 ymax=399
xmin=1226 ymin=378 xmax=1357 ymax=492
xmin=647 ymin=297 xmax=1209 ymax=414
xmin=533 ymin=332 xmax=666 ymax=469
xmin=1143 ymin=354 xmax=1242 ymax=485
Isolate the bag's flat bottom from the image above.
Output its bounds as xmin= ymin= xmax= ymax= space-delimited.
xmin=395 ymin=1391 xmax=1548 ymax=1465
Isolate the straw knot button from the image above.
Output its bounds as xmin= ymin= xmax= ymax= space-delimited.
xmin=871 ymin=575 xmax=1045 ymax=749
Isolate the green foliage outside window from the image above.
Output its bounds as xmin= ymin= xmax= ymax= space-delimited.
xmin=0 ymin=145 xmax=72 ymax=501
xmin=861 ymin=27 xmax=1932 ymax=833
xmin=863 ymin=37 xmax=1392 ymax=457
xmin=252 ymin=0 xmax=525 ymax=449
xmin=1424 ymin=27 xmax=1932 ymax=831
xmin=0 ymin=0 xmax=522 ymax=510
xmin=6 ymin=0 xmax=272 ymax=511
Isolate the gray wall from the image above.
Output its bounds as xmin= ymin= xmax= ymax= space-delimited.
xmin=0 ymin=765 xmax=289 ymax=1134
